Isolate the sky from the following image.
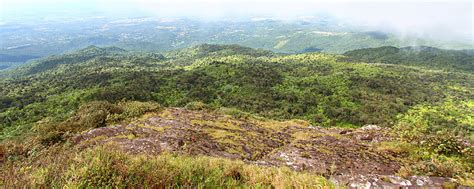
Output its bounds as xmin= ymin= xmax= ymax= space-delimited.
xmin=0 ymin=0 xmax=473 ymax=43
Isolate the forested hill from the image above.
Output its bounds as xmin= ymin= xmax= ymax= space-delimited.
xmin=1 ymin=44 xmax=473 ymax=187
xmin=342 ymin=46 xmax=474 ymax=71
xmin=1 ymin=44 xmax=472 ymax=140
xmin=0 ymin=46 xmax=131 ymax=77
xmin=0 ymin=44 xmax=275 ymax=78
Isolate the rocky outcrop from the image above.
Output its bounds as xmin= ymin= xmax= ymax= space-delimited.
xmin=71 ymin=108 xmax=466 ymax=188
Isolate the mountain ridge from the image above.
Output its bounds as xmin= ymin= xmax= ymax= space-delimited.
xmin=342 ymin=46 xmax=474 ymax=71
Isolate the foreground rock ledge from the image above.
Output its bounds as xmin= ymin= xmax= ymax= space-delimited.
xmin=72 ymin=108 xmax=464 ymax=188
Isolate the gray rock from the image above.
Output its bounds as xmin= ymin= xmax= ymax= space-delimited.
xmin=387 ymin=175 xmax=412 ymax=186
xmin=360 ymin=124 xmax=381 ymax=131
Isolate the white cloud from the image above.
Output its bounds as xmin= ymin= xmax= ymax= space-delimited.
xmin=0 ymin=0 xmax=472 ymax=43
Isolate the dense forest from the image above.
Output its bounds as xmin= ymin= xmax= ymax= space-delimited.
xmin=2 ymin=44 xmax=473 ymax=136
xmin=343 ymin=46 xmax=474 ymax=71
xmin=1 ymin=44 xmax=473 ymax=187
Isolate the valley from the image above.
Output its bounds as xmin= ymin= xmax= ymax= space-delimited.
xmin=1 ymin=17 xmax=472 ymax=70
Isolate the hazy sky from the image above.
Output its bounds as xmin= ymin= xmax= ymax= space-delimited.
xmin=0 ymin=0 xmax=473 ymax=43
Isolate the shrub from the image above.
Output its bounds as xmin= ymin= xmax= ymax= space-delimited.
xmin=375 ymin=141 xmax=414 ymax=158
xmin=34 ymin=101 xmax=160 ymax=145
xmin=34 ymin=101 xmax=118 ymax=145
xmin=217 ymin=107 xmax=253 ymax=119
xmin=425 ymin=130 xmax=472 ymax=156
xmin=398 ymin=154 xmax=472 ymax=178
xmin=75 ymin=101 xmax=122 ymax=129
xmin=1 ymin=139 xmax=35 ymax=161
xmin=185 ymin=101 xmax=209 ymax=111
xmin=106 ymin=101 xmax=161 ymax=123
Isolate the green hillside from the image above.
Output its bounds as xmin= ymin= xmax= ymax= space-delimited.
xmin=1 ymin=44 xmax=473 ymax=187
xmin=343 ymin=46 xmax=474 ymax=71
xmin=2 ymin=44 xmax=473 ymax=136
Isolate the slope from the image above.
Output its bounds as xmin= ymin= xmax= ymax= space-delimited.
xmin=1 ymin=45 xmax=472 ymax=138
xmin=1 ymin=44 xmax=473 ymax=187
xmin=342 ymin=46 xmax=474 ymax=72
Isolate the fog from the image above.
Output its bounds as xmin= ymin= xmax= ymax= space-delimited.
xmin=1 ymin=0 xmax=472 ymax=44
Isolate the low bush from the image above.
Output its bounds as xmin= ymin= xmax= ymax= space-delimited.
xmin=375 ymin=141 xmax=414 ymax=157
xmin=424 ymin=130 xmax=472 ymax=156
xmin=106 ymin=101 xmax=161 ymax=123
xmin=33 ymin=101 xmax=161 ymax=145
xmin=398 ymin=154 xmax=472 ymax=180
xmin=184 ymin=101 xmax=210 ymax=111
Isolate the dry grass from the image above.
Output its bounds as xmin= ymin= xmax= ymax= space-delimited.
xmin=1 ymin=144 xmax=333 ymax=188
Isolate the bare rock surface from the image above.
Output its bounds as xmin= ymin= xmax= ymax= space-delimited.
xmin=71 ymin=108 xmax=463 ymax=188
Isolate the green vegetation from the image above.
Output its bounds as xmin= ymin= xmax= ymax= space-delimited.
xmin=2 ymin=44 xmax=473 ymax=139
xmin=32 ymin=100 xmax=160 ymax=145
xmin=390 ymin=96 xmax=473 ymax=180
xmin=3 ymin=18 xmax=472 ymax=67
xmin=0 ymin=44 xmax=473 ymax=186
xmin=343 ymin=46 xmax=474 ymax=71
xmin=1 ymin=145 xmax=332 ymax=188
